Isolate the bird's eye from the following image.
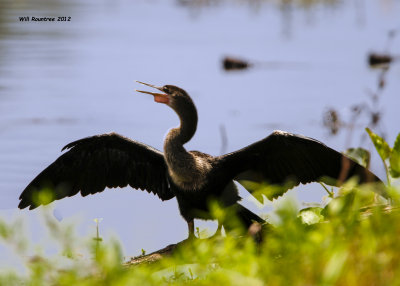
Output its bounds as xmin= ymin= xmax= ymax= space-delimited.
xmin=163 ymin=86 xmax=170 ymax=94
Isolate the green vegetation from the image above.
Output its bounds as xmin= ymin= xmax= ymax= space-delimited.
xmin=1 ymin=129 xmax=400 ymax=285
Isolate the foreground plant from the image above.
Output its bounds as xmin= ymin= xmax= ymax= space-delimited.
xmin=1 ymin=179 xmax=399 ymax=286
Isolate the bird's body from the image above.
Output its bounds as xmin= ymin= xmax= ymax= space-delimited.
xmin=19 ymin=82 xmax=384 ymax=239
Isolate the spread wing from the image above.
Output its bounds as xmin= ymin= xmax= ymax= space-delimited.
xmin=218 ymin=131 xmax=383 ymax=202
xmin=19 ymin=133 xmax=174 ymax=209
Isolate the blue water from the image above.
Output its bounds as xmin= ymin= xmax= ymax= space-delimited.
xmin=0 ymin=0 xmax=399 ymax=268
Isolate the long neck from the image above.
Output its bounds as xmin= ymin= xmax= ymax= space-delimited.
xmin=164 ymin=97 xmax=198 ymax=149
xmin=163 ymin=98 xmax=198 ymax=180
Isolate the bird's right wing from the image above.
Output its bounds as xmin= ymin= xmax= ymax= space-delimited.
xmin=19 ymin=133 xmax=174 ymax=209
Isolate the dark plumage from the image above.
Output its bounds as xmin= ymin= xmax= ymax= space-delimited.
xmin=19 ymin=81 xmax=384 ymax=239
xmin=18 ymin=134 xmax=173 ymax=210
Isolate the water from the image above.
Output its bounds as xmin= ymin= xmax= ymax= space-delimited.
xmin=0 ymin=0 xmax=399 ymax=266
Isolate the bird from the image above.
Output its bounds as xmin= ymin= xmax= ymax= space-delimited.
xmin=19 ymin=81 xmax=384 ymax=239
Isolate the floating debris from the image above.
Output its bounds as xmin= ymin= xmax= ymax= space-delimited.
xmin=368 ymin=53 xmax=393 ymax=67
xmin=222 ymin=56 xmax=251 ymax=71
xmin=222 ymin=55 xmax=307 ymax=72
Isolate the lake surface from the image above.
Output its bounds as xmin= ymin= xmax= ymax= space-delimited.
xmin=0 ymin=0 xmax=399 ymax=266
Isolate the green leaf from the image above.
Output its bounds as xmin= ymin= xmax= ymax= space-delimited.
xmin=32 ymin=188 xmax=55 ymax=206
xmin=344 ymin=147 xmax=370 ymax=168
xmin=389 ymin=133 xmax=400 ymax=178
xmin=298 ymin=207 xmax=324 ymax=225
xmin=366 ymin=128 xmax=391 ymax=161
xmin=238 ymin=180 xmax=265 ymax=203
xmin=238 ymin=180 xmax=296 ymax=203
xmin=322 ymin=249 xmax=349 ymax=284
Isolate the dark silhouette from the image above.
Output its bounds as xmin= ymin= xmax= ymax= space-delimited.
xmin=19 ymin=81 xmax=383 ymax=239
xmin=223 ymin=56 xmax=251 ymax=71
xmin=368 ymin=53 xmax=396 ymax=67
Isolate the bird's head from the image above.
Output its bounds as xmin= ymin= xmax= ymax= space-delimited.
xmin=136 ymin=81 xmax=194 ymax=112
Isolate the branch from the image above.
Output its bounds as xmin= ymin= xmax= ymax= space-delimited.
xmin=124 ymin=240 xmax=185 ymax=267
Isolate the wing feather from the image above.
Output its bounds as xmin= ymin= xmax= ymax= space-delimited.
xmin=19 ymin=133 xmax=174 ymax=209
xmin=218 ymin=130 xmax=383 ymax=202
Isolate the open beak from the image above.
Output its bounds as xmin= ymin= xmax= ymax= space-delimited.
xmin=136 ymin=81 xmax=170 ymax=104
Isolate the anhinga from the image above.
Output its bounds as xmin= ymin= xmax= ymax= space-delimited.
xmin=19 ymin=81 xmax=383 ymax=239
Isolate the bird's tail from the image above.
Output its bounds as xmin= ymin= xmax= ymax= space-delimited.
xmin=222 ymin=203 xmax=265 ymax=233
xmin=235 ymin=203 xmax=265 ymax=227
xmin=221 ymin=203 xmax=267 ymax=243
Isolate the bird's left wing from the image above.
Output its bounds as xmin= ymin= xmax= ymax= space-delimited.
xmin=19 ymin=133 xmax=174 ymax=209
xmin=217 ymin=131 xmax=383 ymax=203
